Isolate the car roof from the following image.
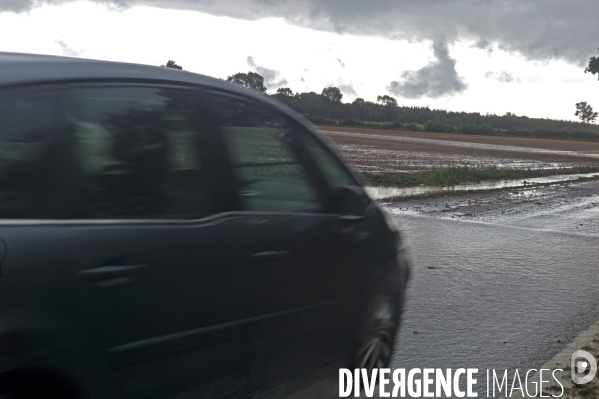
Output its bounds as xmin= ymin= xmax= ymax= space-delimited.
xmin=0 ymin=52 xmax=267 ymax=102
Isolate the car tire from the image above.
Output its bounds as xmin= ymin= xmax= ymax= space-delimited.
xmin=353 ymin=269 xmax=404 ymax=372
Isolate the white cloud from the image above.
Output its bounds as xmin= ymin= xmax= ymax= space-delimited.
xmin=484 ymin=71 xmax=521 ymax=83
xmin=55 ymin=39 xmax=81 ymax=56
xmin=246 ymin=56 xmax=288 ymax=90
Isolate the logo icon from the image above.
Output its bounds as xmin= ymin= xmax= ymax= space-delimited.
xmin=571 ymin=350 xmax=597 ymax=384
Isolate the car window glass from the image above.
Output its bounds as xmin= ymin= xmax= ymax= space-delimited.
xmin=63 ymin=86 xmax=220 ymax=219
xmin=0 ymin=86 xmax=221 ymax=220
xmin=0 ymin=92 xmax=56 ymax=218
xmin=293 ymin=126 xmax=357 ymax=191
xmin=211 ymin=95 xmax=322 ymax=213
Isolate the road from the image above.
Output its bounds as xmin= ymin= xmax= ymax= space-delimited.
xmin=387 ymin=179 xmax=599 ymax=396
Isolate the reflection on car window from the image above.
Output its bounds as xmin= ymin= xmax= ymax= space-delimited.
xmin=212 ymin=95 xmax=322 ymax=213
xmin=293 ymin=125 xmax=357 ymax=191
xmin=0 ymin=86 xmax=220 ymax=219
xmin=0 ymin=92 xmax=56 ymax=218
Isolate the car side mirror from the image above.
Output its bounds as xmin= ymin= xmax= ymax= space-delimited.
xmin=334 ymin=185 xmax=369 ymax=217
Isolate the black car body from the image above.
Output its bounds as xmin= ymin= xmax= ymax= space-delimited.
xmin=0 ymin=52 xmax=409 ymax=398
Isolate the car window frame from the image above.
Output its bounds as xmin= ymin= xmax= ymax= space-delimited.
xmin=0 ymin=80 xmax=240 ymax=225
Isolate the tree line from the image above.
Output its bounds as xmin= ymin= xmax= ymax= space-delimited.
xmin=162 ymin=60 xmax=599 ymax=141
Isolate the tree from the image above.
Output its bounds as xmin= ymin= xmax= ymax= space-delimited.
xmin=376 ymin=95 xmax=397 ymax=107
xmin=575 ymin=102 xmax=598 ymax=124
xmin=350 ymin=98 xmax=366 ymax=119
xmin=320 ymin=87 xmax=343 ymax=117
xmin=161 ymin=60 xmax=183 ymax=70
xmin=376 ymin=95 xmax=397 ymax=121
xmin=352 ymin=98 xmax=365 ymax=107
xmin=321 ymin=87 xmax=343 ymax=103
xmin=226 ymin=72 xmax=267 ymax=93
xmin=276 ymin=87 xmax=293 ymax=96
xmin=585 ymin=48 xmax=599 ymax=79
xmin=295 ymin=91 xmax=322 ymax=115
xmin=577 ymin=51 xmax=599 ymax=125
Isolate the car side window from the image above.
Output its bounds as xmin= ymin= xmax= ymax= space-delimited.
xmin=65 ymin=86 xmax=222 ymax=219
xmin=0 ymin=86 xmax=222 ymax=220
xmin=211 ymin=95 xmax=323 ymax=213
xmin=0 ymin=91 xmax=57 ymax=218
xmin=292 ymin=125 xmax=357 ymax=191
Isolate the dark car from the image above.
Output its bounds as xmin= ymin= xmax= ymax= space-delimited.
xmin=0 ymin=52 xmax=410 ymax=398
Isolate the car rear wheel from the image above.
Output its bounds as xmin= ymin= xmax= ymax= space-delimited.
xmin=354 ymin=290 xmax=399 ymax=372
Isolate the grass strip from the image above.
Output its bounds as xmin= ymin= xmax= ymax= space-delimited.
xmin=362 ymin=165 xmax=599 ymax=188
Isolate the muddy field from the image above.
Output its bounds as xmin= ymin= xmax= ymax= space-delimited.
xmin=318 ymin=126 xmax=599 ymax=173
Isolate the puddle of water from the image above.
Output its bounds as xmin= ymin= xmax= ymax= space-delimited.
xmin=366 ymin=172 xmax=599 ymax=199
xmin=506 ymin=189 xmax=540 ymax=199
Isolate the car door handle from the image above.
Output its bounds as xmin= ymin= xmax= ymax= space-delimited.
xmin=251 ymin=251 xmax=291 ymax=263
xmin=336 ymin=215 xmax=364 ymax=235
xmin=79 ymin=264 xmax=148 ymax=288
xmin=338 ymin=215 xmax=364 ymax=222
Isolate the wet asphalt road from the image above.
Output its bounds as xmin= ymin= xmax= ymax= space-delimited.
xmin=386 ymin=185 xmax=599 ymax=395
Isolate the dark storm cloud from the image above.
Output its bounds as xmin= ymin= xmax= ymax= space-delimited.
xmin=55 ymin=39 xmax=81 ymax=57
xmin=485 ymin=71 xmax=521 ymax=83
xmin=0 ymin=0 xmax=129 ymax=12
xmin=246 ymin=56 xmax=288 ymax=89
xmin=4 ymin=0 xmax=597 ymax=65
xmin=0 ymin=0 xmax=34 ymax=12
xmin=387 ymin=41 xmax=467 ymax=99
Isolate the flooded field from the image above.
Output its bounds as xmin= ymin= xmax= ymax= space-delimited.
xmin=366 ymin=172 xmax=599 ymax=200
xmin=319 ymin=126 xmax=599 ymax=173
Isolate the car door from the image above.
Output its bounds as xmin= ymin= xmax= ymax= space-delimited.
xmin=207 ymin=92 xmax=370 ymax=394
xmin=0 ymin=83 xmax=253 ymax=399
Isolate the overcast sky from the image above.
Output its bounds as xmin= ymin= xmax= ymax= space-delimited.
xmin=1 ymin=0 xmax=598 ymax=121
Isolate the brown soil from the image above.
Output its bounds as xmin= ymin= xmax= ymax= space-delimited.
xmin=316 ymin=126 xmax=599 ymax=173
xmin=318 ymin=125 xmax=599 ymax=152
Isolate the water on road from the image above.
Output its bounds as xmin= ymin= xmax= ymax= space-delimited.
xmin=366 ymin=172 xmax=599 ymax=200
xmin=389 ymin=213 xmax=599 ymax=394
